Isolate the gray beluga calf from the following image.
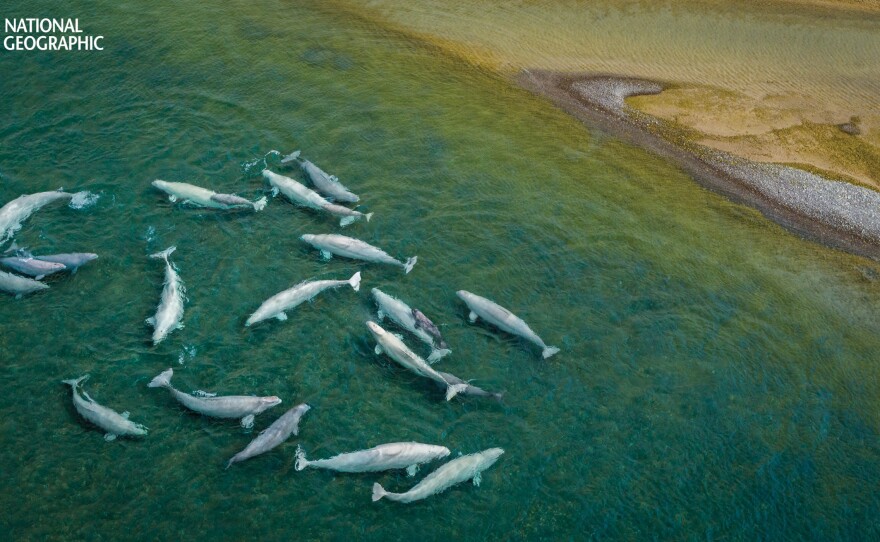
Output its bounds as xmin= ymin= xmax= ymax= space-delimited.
xmin=435 ymin=371 xmax=504 ymax=401
xmin=366 ymin=321 xmax=467 ymax=401
xmin=0 ymin=189 xmax=76 ymax=244
xmin=226 ymin=403 xmax=311 ymax=468
xmin=245 ymin=271 xmax=361 ymax=327
xmin=295 ymin=442 xmax=450 ymax=475
xmin=0 ymin=270 xmax=49 ymax=298
xmin=34 ymin=252 xmax=98 ymax=273
xmin=457 ymin=290 xmax=560 ymax=359
xmin=262 ymin=170 xmax=371 ymax=226
xmin=62 ymin=375 xmax=148 ymax=441
xmin=372 ymin=288 xmax=451 ymax=362
xmin=148 ymin=368 xmax=282 ymax=428
xmin=301 ymin=234 xmax=417 ymax=274
xmin=0 ymin=256 xmax=66 ymax=279
xmin=281 ymin=150 xmax=360 ymax=203
xmin=372 ymin=447 xmax=505 ymax=503
xmin=147 ymin=246 xmax=185 ymax=345
xmin=152 ymin=180 xmax=267 ymax=211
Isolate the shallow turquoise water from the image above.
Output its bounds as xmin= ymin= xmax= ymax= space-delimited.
xmin=2 ymin=1 xmax=880 ymax=540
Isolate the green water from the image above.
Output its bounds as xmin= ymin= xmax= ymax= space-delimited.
xmin=2 ymin=1 xmax=879 ymax=539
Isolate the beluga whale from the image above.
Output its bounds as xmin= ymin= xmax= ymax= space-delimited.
xmin=457 ymin=290 xmax=560 ymax=359
xmin=62 ymin=375 xmax=148 ymax=441
xmin=148 ymin=368 xmax=281 ymax=428
xmin=372 ymin=288 xmax=451 ymax=362
xmin=147 ymin=246 xmax=185 ymax=345
xmin=33 ymin=252 xmax=98 ymax=273
xmin=261 ymin=170 xmax=371 ymax=226
xmin=245 ymin=271 xmax=361 ymax=327
xmin=0 ymin=256 xmax=66 ymax=279
xmin=151 ymin=180 xmax=267 ymax=211
xmin=0 ymin=189 xmax=77 ymax=244
xmin=372 ymin=447 xmax=504 ymax=503
xmin=366 ymin=321 xmax=467 ymax=401
xmin=301 ymin=234 xmax=417 ymax=274
xmin=226 ymin=403 xmax=311 ymax=468
xmin=281 ymin=150 xmax=360 ymax=203
xmin=0 ymin=270 xmax=49 ymax=298
xmin=295 ymin=442 xmax=450 ymax=475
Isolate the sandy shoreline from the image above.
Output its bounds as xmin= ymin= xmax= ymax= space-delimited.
xmin=518 ymin=71 xmax=880 ymax=259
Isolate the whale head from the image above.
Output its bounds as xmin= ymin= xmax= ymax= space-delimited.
xmin=365 ymin=320 xmax=386 ymax=339
xmin=256 ymin=396 xmax=282 ymax=413
xmin=480 ymin=447 xmax=505 ymax=466
xmin=300 ymin=234 xmax=315 ymax=244
xmin=151 ymin=180 xmax=169 ymax=190
xmin=456 ymin=290 xmax=472 ymax=302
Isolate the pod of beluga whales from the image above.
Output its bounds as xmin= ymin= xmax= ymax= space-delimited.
xmin=3 ymin=150 xmax=561 ymax=504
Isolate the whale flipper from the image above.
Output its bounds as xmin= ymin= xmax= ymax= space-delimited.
xmin=104 ymin=433 xmax=117 ymax=442
xmin=168 ymin=195 xmax=178 ymax=203
xmin=473 ymin=471 xmax=482 ymax=486
xmin=275 ymin=313 xmax=288 ymax=321
xmin=469 ymin=311 xmax=478 ymax=323
xmin=241 ymin=415 xmax=255 ymax=429
xmin=121 ymin=411 xmax=130 ymax=419
xmin=376 ymin=309 xmax=385 ymax=321
xmin=271 ymin=186 xmax=279 ymax=198
xmin=406 ymin=464 xmax=419 ymax=477
xmin=145 ymin=317 xmax=156 ymax=327
xmin=320 ymin=250 xmax=332 ymax=260
xmin=374 ymin=345 xmax=383 ymax=355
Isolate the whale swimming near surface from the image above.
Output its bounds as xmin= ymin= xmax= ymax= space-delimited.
xmin=0 ymin=256 xmax=66 ymax=279
xmin=372 ymin=447 xmax=504 ymax=503
xmin=301 ymin=234 xmax=417 ymax=274
xmin=148 ymin=368 xmax=282 ymax=428
xmin=281 ymin=150 xmax=360 ymax=203
xmin=0 ymin=189 xmax=76 ymax=244
xmin=226 ymin=403 xmax=311 ymax=468
xmin=245 ymin=271 xmax=361 ymax=327
xmin=33 ymin=252 xmax=98 ymax=273
xmin=151 ymin=180 xmax=267 ymax=211
xmin=146 ymin=246 xmax=185 ymax=345
xmin=295 ymin=442 xmax=450 ymax=475
xmin=372 ymin=288 xmax=451 ymax=362
xmin=261 ymin=170 xmax=371 ymax=226
xmin=366 ymin=320 xmax=467 ymax=401
xmin=456 ymin=290 xmax=560 ymax=359
xmin=62 ymin=375 xmax=148 ymax=441
xmin=0 ymin=270 xmax=49 ymax=298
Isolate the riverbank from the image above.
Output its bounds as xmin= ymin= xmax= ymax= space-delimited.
xmin=518 ymin=71 xmax=880 ymax=259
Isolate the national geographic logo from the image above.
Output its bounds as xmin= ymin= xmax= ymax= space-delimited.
xmin=4 ymin=18 xmax=104 ymax=51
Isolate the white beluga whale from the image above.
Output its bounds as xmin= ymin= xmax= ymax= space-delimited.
xmin=366 ymin=321 xmax=467 ymax=401
xmin=372 ymin=288 xmax=451 ymax=362
xmin=457 ymin=290 xmax=560 ymax=359
xmin=372 ymin=447 xmax=504 ymax=503
xmin=301 ymin=234 xmax=417 ymax=274
xmin=148 ymin=368 xmax=282 ymax=428
xmin=0 ymin=256 xmax=66 ymax=279
xmin=33 ymin=252 xmax=98 ymax=273
xmin=226 ymin=403 xmax=311 ymax=468
xmin=0 ymin=270 xmax=49 ymax=298
xmin=0 ymin=189 xmax=77 ymax=244
xmin=262 ymin=169 xmax=371 ymax=226
xmin=147 ymin=246 xmax=185 ymax=345
xmin=62 ymin=375 xmax=148 ymax=441
xmin=245 ymin=271 xmax=361 ymax=327
xmin=295 ymin=442 xmax=450 ymax=475
xmin=152 ymin=180 xmax=267 ymax=211
xmin=281 ymin=150 xmax=360 ymax=203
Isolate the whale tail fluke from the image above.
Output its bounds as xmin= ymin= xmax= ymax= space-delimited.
xmin=148 ymin=368 xmax=174 ymax=389
xmin=427 ymin=348 xmax=452 ymax=364
xmin=403 ymin=256 xmax=418 ymax=275
xmin=542 ymin=346 xmax=560 ymax=359
xmin=372 ymin=483 xmax=387 ymax=502
xmin=150 ymin=246 xmax=177 ymax=261
xmin=445 ymin=383 xmax=468 ymax=402
xmin=280 ymin=150 xmax=301 ymax=164
xmin=225 ymin=456 xmax=239 ymax=470
xmin=253 ymin=196 xmax=268 ymax=212
xmin=349 ymin=271 xmax=362 ymax=292
xmin=294 ymin=445 xmax=309 ymax=471
xmin=62 ymin=375 xmax=89 ymax=388
xmin=364 ymin=212 xmax=373 ymax=222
